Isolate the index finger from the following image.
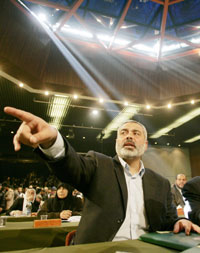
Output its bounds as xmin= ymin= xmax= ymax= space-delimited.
xmin=4 ymin=107 xmax=35 ymax=122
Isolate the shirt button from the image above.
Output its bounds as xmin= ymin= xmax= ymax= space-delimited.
xmin=117 ymin=219 xmax=123 ymax=224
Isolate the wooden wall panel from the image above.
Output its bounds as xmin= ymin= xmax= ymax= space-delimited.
xmin=189 ymin=143 xmax=200 ymax=177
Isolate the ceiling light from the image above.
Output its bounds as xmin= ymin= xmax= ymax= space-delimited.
xmin=154 ymin=142 xmax=157 ymax=145
xmin=44 ymin=91 xmax=49 ymax=96
xmin=55 ymin=94 xmax=67 ymax=98
xmin=11 ymin=131 xmax=14 ymax=134
xmin=73 ymin=94 xmax=78 ymax=99
xmin=83 ymin=136 xmax=86 ymax=139
xmin=19 ymin=83 xmax=24 ymax=87
xmin=178 ymin=144 xmax=181 ymax=147
xmin=151 ymin=107 xmax=200 ymax=139
xmin=124 ymin=101 xmax=129 ymax=106
xmin=92 ymin=110 xmax=99 ymax=115
xmin=167 ymin=103 xmax=172 ymax=109
xmin=184 ymin=135 xmax=200 ymax=143
xmin=47 ymin=96 xmax=71 ymax=130
xmin=96 ymin=18 xmax=102 ymax=23
xmin=61 ymin=27 xmax=93 ymax=38
xmin=99 ymin=98 xmax=104 ymax=103
xmin=38 ymin=13 xmax=47 ymax=22
xmin=167 ymin=143 xmax=170 ymax=146
xmin=146 ymin=105 xmax=151 ymax=109
xmin=190 ymin=100 xmax=195 ymax=104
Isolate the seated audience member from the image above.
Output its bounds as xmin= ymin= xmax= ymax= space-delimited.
xmin=37 ymin=183 xmax=83 ymax=219
xmin=50 ymin=186 xmax=57 ymax=198
xmin=35 ymin=194 xmax=44 ymax=211
xmin=182 ymin=176 xmax=200 ymax=225
xmin=0 ymin=184 xmax=6 ymax=214
xmin=4 ymin=184 xmax=14 ymax=211
xmin=17 ymin=186 xmax=25 ymax=198
xmin=6 ymin=188 xmax=40 ymax=216
xmin=171 ymin=174 xmax=187 ymax=208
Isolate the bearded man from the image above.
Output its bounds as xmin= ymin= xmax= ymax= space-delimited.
xmin=3 ymin=107 xmax=200 ymax=244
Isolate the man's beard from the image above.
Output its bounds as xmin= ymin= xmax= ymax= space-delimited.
xmin=116 ymin=141 xmax=146 ymax=159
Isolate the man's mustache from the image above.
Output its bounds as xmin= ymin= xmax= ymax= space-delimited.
xmin=123 ymin=140 xmax=136 ymax=148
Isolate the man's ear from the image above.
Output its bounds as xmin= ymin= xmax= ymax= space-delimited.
xmin=144 ymin=140 xmax=148 ymax=151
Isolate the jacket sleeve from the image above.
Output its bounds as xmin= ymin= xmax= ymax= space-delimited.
xmin=35 ymin=138 xmax=97 ymax=195
xmin=182 ymin=179 xmax=200 ymax=225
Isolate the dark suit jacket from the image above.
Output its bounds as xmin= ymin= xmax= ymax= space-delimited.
xmin=182 ymin=176 xmax=200 ymax=225
xmin=171 ymin=184 xmax=185 ymax=208
xmin=38 ymin=139 xmax=178 ymax=244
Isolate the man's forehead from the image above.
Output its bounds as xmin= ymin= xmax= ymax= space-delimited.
xmin=177 ymin=175 xmax=186 ymax=179
xmin=119 ymin=122 xmax=143 ymax=131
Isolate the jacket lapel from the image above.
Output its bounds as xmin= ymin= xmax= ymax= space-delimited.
xmin=142 ymin=168 xmax=157 ymax=227
xmin=112 ymin=155 xmax=128 ymax=213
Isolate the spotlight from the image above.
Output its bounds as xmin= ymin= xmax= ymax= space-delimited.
xmin=19 ymin=83 xmax=24 ymax=87
xmin=92 ymin=110 xmax=99 ymax=115
xmin=73 ymin=94 xmax=78 ymax=99
xmin=38 ymin=13 xmax=47 ymax=22
xmin=167 ymin=103 xmax=171 ymax=109
xmin=44 ymin=91 xmax=49 ymax=96
xmin=146 ymin=105 xmax=151 ymax=109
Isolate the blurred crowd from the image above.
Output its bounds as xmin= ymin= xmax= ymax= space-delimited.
xmin=0 ymin=173 xmax=84 ymax=218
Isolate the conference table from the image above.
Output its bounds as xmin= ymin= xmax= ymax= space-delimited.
xmin=1 ymin=239 xmax=180 ymax=253
xmin=5 ymin=216 xmax=36 ymax=222
xmin=0 ymin=220 xmax=78 ymax=252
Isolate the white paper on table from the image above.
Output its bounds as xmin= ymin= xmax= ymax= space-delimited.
xmin=67 ymin=216 xmax=81 ymax=222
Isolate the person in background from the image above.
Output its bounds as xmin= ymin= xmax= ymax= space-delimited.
xmin=43 ymin=186 xmax=49 ymax=201
xmin=4 ymin=184 xmax=14 ymax=211
xmin=6 ymin=188 xmax=40 ymax=216
xmin=35 ymin=194 xmax=44 ymax=211
xmin=0 ymin=184 xmax=6 ymax=214
xmin=50 ymin=186 xmax=57 ymax=198
xmin=72 ymin=189 xmax=84 ymax=204
xmin=182 ymin=176 xmax=200 ymax=225
xmin=17 ymin=186 xmax=25 ymax=198
xmin=4 ymin=107 xmax=200 ymax=244
xmin=171 ymin=174 xmax=187 ymax=208
xmin=37 ymin=183 xmax=83 ymax=219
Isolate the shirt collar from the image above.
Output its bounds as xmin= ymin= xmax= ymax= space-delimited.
xmin=118 ymin=156 xmax=145 ymax=177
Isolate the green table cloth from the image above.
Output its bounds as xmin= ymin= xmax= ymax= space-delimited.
xmin=0 ymin=221 xmax=78 ymax=251
xmin=0 ymin=239 xmax=180 ymax=253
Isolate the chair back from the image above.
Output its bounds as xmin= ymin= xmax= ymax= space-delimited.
xmin=65 ymin=230 xmax=76 ymax=246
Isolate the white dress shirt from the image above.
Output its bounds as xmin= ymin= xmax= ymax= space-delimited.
xmin=113 ymin=157 xmax=147 ymax=241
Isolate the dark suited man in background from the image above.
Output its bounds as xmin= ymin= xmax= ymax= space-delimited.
xmin=183 ymin=176 xmax=200 ymax=225
xmin=171 ymin=174 xmax=187 ymax=208
xmin=4 ymin=106 xmax=200 ymax=244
